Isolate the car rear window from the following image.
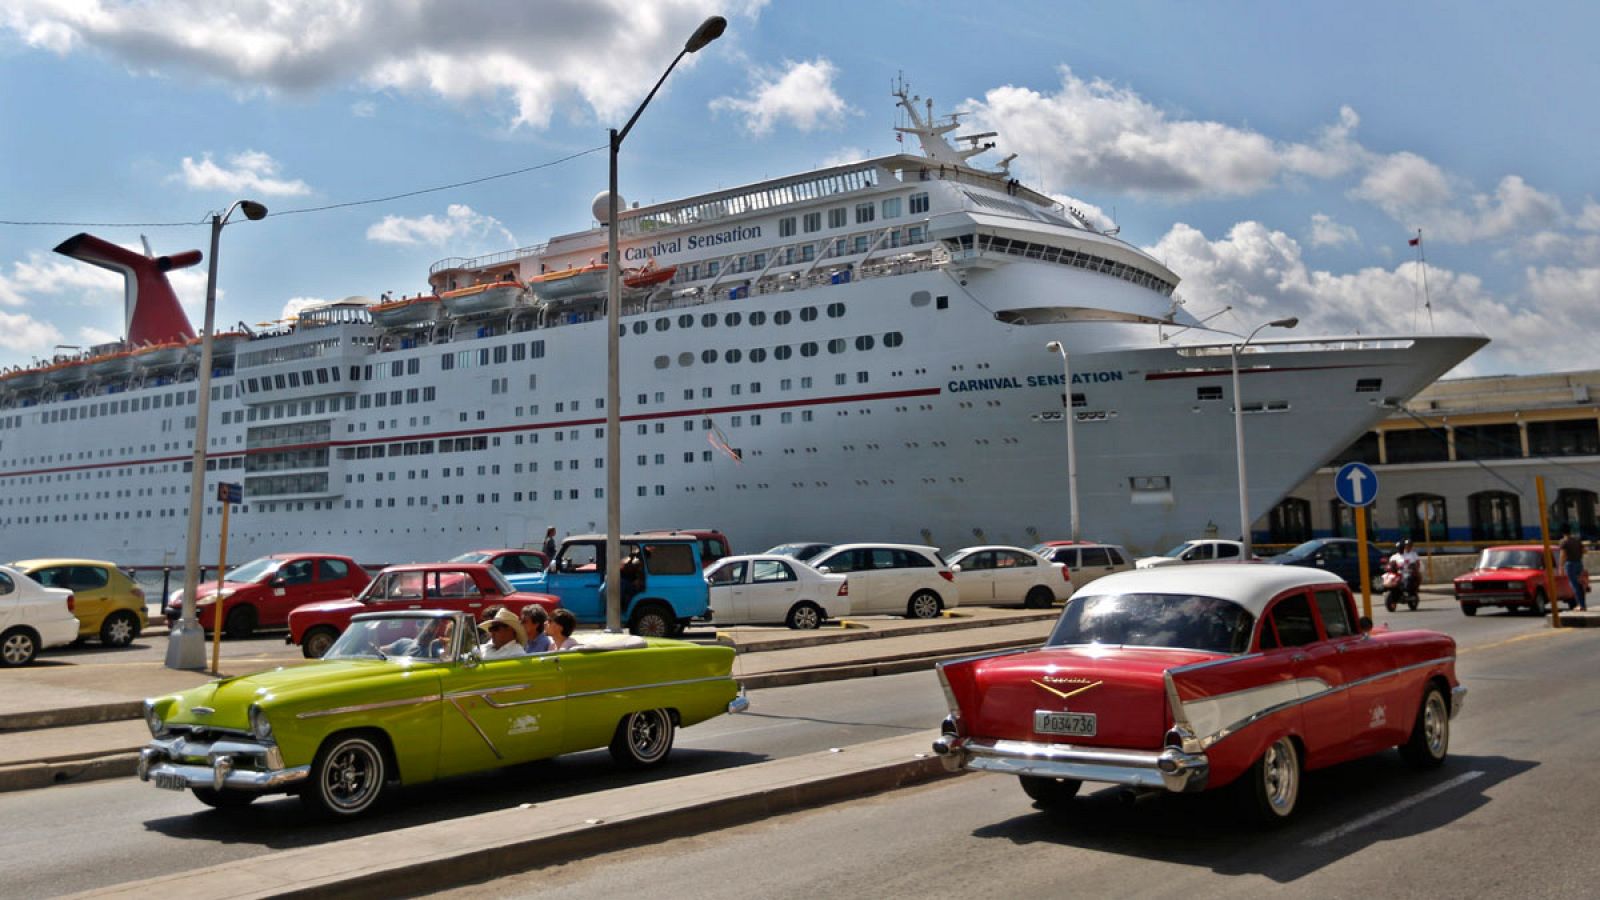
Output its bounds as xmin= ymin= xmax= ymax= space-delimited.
xmin=320 ymin=559 xmax=351 ymax=581
xmin=642 ymin=543 xmax=697 ymax=575
xmin=892 ymin=549 xmax=934 ymax=568
xmin=1047 ymin=592 xmax=1255 ymax=653
xmin=1081 ymin=548 xmax=1110 ymax=567
xmin=70 ymin=566 xmax=110 ymax=590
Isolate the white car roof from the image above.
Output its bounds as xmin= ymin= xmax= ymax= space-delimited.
xmin=952 ymin=545 xmax=1049 ymax=557
xmin=821 ymin=543 xmax=940 ymax=554
xmin=1071 ymin=564 xmax=1346 ymax=618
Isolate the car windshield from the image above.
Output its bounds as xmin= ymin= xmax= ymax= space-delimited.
xmin=1480 ymin=549 xmax=1543 ymax=569
xmin=767 ymin=543 xmax=820 ymax=559
xmin=325 ymin=616 xmax=458 ymax=661
xmin=1283 ymin=541 xmax=1323 ymax=558
xmin=1047 ymin=592 xmax=1256 ymax=654
xmin=223 ymin=557 xmax=282 ymax=583
xmin=1162 ymin=542 xmax=1198 ymax=559
xmin=451 ymin=552 xmax=491 ymax=564
xmin=947 ymin=550 xmax=975 ymax=566
xmin=486 ymin=568 xmax=516 ymax=594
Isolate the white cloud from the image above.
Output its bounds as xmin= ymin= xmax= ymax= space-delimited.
xmin=0 ymin=311 xmax=63 ymax=353
xmin=0 ymin=252 xmax=123 ymax=307
xmin=366 ymin=203 xmax=515 ymax=247
xmin=1578 ymin=199 xmax=1600 ymax=232
xmin=281 ymin=297 xmax=328 ymax=320
xmin=1146 ymin=220 xmax=1600 ymax=374
xmin=3 ymin=1 xmax=764 ymax=130
xmin=965 ymin=67 xmax=1364 ymax=199
xmin=1048 ymin=193 xmax=1113 ymax=232
xmin=177 ymin=150 xmax=311 ymax=196
xmin=350 ymin=99 xmax=377 ymax=118
xmin=1308 ymin=213 xmax=1358 ymax=248
xmin=78 ymin=325 xmax=119 ymax=345
xmin=710 ymin=58 xmax=855 ymax=136
xmin=818 ymin=147 xmax=869 ymax=168
xmin=1353 ymin=155 xmax=1563 ymax=243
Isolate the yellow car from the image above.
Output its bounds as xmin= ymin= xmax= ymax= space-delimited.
xmin=10 ymin=559 xmax=147 ymax=647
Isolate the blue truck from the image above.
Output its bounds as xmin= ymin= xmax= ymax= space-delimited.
xmin=512 ymin=533 xmax=710 ymax=636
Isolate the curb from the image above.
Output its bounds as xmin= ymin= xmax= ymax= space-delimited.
xmin=73 ymin=735 xmax=961 ymax=900
xmin=720 ymin=611 xmax=1056 ymax=655
xmin=738 ymin=638 xmax=1036 ymax=689
xmin=0 ymin=752 xmax=139 ymax=793
xmin=0 ymin=701 xmax=146 ymax=733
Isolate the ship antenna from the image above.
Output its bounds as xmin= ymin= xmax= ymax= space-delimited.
xmin=1411 ymin=229 xmax=1433 ymax=332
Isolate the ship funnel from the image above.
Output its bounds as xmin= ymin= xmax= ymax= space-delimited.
xmin=53 ymin=233 xmax=199 ymax=346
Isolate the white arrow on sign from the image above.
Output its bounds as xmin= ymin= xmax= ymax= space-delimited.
xmin=1344 ymin=466 xmax=1369 ymax=505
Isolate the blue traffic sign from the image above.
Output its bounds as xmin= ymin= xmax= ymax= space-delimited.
xmin=1334 ymin=462 xmax=1378 ymax=507
xmin=216 ymin=482 xmax=243 ymax=505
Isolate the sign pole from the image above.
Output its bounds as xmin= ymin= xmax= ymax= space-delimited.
xmin=1536 ymin=476 xmax=1561 ymax=628
xmin=1356 ymin=505 xmax=1373 ymax=621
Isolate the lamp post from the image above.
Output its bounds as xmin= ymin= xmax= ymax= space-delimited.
xmin=1044 ymin=341 xmax=1080 ymax=541
xmin=166 ymin=199 xmax=267 ymax=670
xmin=604 ymin=15 xmax=726 ymax=633
xmin=1231 ymin=317 xmax=1298 ymax=561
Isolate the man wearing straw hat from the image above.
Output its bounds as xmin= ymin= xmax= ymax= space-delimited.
xmin=476 ymin=607 xmax=528 ymax=659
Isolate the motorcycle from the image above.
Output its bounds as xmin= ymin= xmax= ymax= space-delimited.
xmin=1382 ymin=558 xmax=1421 ymax=612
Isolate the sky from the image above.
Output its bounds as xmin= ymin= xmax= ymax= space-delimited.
xmin=2 ymin=0 xmax=1597 ymax=377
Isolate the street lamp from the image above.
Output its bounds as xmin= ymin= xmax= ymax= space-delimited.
xmin=166 ymin=198 xmax=267 ymax=670
xmin=1231 ymin=316 xmax=1298 ymax=561
xmin=604 ymin=15 xmax=726 ymax=632
xmin=1044 ymin=341 xmax=1081 ymax=541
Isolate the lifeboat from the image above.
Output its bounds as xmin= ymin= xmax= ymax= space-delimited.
xmin=0 ymin=366 xmax=45 ymax=392
xmin=623 ymin=262 xmax=678 ymax=290
xmin=529 ymin=264 xmax=607 ymax=301
xmin=439 ymin=281 xmax=528 ymax=318
xmin=189 ymin=331 xmax=251 ymax=364
xmin=43 ymin=358 xmax=89 ymax=385
xmin=89 ymin=350 xmax=136 ymax=379
xmin=130 ymin=342 xmax=190 ymax=370
xmin=369 ymin=295 xmax=444 ymax=328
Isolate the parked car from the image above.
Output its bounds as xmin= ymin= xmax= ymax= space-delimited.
xmin=1266 ymin=538 xmax=1385 ymax=590
xmin=1454 ymin=544 xmax=1588 ymax=616
xmin=706 ymin=555 xmax=849 ymax=629
xmin=0 ymin=564 xmax=79 ymax=666
xmin=11 ymin=558 xmax=146 ymax=646
xmin=638 ymin=529 xmax=732 ymax=568
xmin=164 ymin=553 xmax=371 ymax=639
xmin=521 ymin=534 xmax=709 ymax=636
xmin=932 ymin=565 xmax=1463 ymax=824
xmin=1136 ymin=539 xmax=1246 ymax=569
xmin=764 ymin=542 xmax=834 ymax=563
xmin=138 ymin=609 xmax=746 ymax=817
xmin=809 ymin=543 xmax=955 ymax=618
xmin=947 ymin=546 xmax=1072 ymax=608
xmin=1031 ymin=541 xmax=1134 ymax=586
xmin=451 ymin=549 xmax=551 ymax=590
xmin=287 ymin=563 xmax=559 ymax=658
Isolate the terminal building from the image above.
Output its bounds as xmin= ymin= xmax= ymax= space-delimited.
xmin=1261 ymin=369 xmax=1600 ymax=547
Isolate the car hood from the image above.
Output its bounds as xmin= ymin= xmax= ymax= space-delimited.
xmin=289 ymin=597 xmax=367 ymax=618
xmin=1455 ymin=567 xmax=1539 ymax=581
xmin=1135 ymin=556 xmax=1180 ymax=568
xmin=945 ymin=645 xmax=1222 ymax=750
xmin=154 ymin=660 xmax=435 ymax=732
xmin=166 ymin=580 xmax=257 ymax=606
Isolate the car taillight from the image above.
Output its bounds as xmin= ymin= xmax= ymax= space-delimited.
xmin=132 ymin=586 xmax=146 ymax=602
xmin=938 ymin=570 xmax=954 ymax=582
xmin=1061 ymin=567 xmax=1073 ymax=583
xmin=837 ymin=580 xmax=849 ymax=596
xmin=66 ymin=593 xmax=75 ymax=613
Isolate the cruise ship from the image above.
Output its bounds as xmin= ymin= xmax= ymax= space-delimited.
xmin=0 ymin=87 xmax=1485 ymax=566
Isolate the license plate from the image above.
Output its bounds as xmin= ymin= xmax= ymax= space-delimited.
xmin=1035 ymin=710 xmax=1096 ymax=737
xmin=153 ymin=772 xmax=189 ymax=792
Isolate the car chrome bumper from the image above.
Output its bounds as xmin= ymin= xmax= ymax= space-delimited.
xmin=1451 ymin=684 xmax=1468 ymax=719
xmin=138 ymin=734 xmax=308 ymax=794
xmin=932 ymin=735 xmax=1209 ymax=793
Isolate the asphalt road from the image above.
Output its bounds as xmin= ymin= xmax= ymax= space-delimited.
xmin=434 ymin=615 xmax=1600 ymax=899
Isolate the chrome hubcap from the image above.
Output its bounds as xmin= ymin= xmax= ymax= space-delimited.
xmin=324 ymin=743 xmax=380 ymax=810
xmin=628 ymin=711 xmax=670 ymax=760
xmin=793 ymin=607 xmax=819 ymax=628
xmin=912 ymin=595 xmax=938 ymax=618
xmin=107 ymin=618 xmax=133 ymax=644
xmin=2 ymin=635 xmax=31 ymax=664
xmin=1424 ymin=694 xmax=1448 ymax=757
xmin=1263 ymin=740 xmax=1298 ymax=813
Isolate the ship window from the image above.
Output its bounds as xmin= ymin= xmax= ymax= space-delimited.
xmin=702 ymin=349 xmax=719 ymax=364
xmin=910 ymin=192 xmax=930 ymax=214
xmin=655 ymin=318 xmax=670 ymax=332
xmin=828 ymin=208 xmax=847 ymax=228
xmin=855 ymin=202 xmax=875 ymax=224
xmin=828 ymin=339 xmax=846 ymax=354
xmin=725 ymin=312 xmax=742 ymax=326
xmin=803 ymin=212 xmax=821 ymax=233
xmin=1356 ymin=378 xmax=1383 ymax=393
xmin=708 ymin=261 xmax=720 ymax=277
xmin=884 ymin=332 xmax=904 ymax=348
xmin=774 ymin=346 xmax=793 ymax=361
xmin=632 ymin=321 xmax=647 ymax=335
xmin=800 ymin=342 xmax=819 ymax=358
xmin=512 ymin=343 xmax=526 ymax=360
xmin=801 ymin=245 xmax=816 ymax=261
xmin=654 ymin=355 xmax=669 ymax=370
xmin=751 ymin=348 xmax=768 ymax=363
xmin=883 ymin=197 xmax=902 ymax=219
xmin=493 ymin=346 xmax=508 ymax=364
xmin=679 ymin=314 xmax=694 ymax=328
xmin=726 ymin=349 xmax=742 ymax=363
xmin=1197 ymin=386 xmax=1223 ymax=401
xmin=702 ymin=313 xmax=717 ymax=328
xmin=779 ymin=217 xmax=796 ymax=237
xmin=774 ymin=310 xmax=792 ymax=325
xmin=530 ymin=340 xmax=546 ymax=359
xmin=750 ymin=311 xmax=767 ymax=326
xmin=441 ymin=355 xmax=454 ymax=371
xmin=678 ymin=352 xmax=694 ymax=367
xmin=800 ymin=306 xmax=818 ymax=322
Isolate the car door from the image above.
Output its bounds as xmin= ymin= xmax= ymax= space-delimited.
xmin=1314 ymin=587 xmax=1403 ymax=755
xmin=1075 ymin=547 xmax=1108 ymax=582
xmin=955 ymin=551 xmax=997 ymax=605
xmin=427 ymin=570 xmax=490 ymax=616
xmin=69 ymin=565 xmax=113 ymax=632
xmin=369 ymin=571 xmax=428 ymax=611
xmin=816 ymin=549 xmax=872 ymax=611
xmin=1258 ymin=590 xmax=1353 ymax=765
xmin=29 ymin=566 xmax=87 ymax=629
xmin=1182 ymin=544 xmax=1214 ymax=564
xmin=707 ymin=560 xmax=749 ymax=623
xmin=315 ymin=558 xmax=359 ymax=603
xmin=550 ymin=542 xmax=605 ymax=621
xmin=991 ymin=549 xmax=1042 ymax=604
xmin=749 ymin=558 xmax=800 ymax=621
xmin=1213 ymin=543 xmax=1241 ymax=563
xmin=436 ymin=635 xmax=567 ymax=777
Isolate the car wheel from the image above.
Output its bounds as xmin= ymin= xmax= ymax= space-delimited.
xmin=1461 ymin=604 xmax=1478 ymax=616
xmin=99 ymin=610 xmax=140 ymax=647
xmin=627 ymin=603 xmax=674 ymax=638
xmin=1237 ymin=736 xmax=1300 ymax=826
xmin=223 ymin=605 xmax=257 ymax=640
xmin=1530 ymin=589 xmax=1548 ymax=616
xmin=192 ymin=787 xmax=257 ymax=809
xmin=302 ymin=626 xmax=339 ymax=659
xmin=1019 ymin=775 xmax=1081 ymax=808
xmin=0 ymin=628 xmax=39 ymax=667
xmin=1398 ymin=685 xmax=1450 ymax=769
xmin=906 ymin=590 xmax=943 ymax=619
xmin=301 ymin=733 xmax=388 ymax=818
xmin=609 ymin=708 xmax=675 ymax=768
xmin=785 ymin=601 xmax=824 ymax=630
xmin=1023 ymin=586 xmax=1054 ymax=609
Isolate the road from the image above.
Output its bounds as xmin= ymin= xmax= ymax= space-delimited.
xmin=8 ymin=600 xmax=1583 ymax=897
xmin=434 ymin=618 xmax=1600 ymax=899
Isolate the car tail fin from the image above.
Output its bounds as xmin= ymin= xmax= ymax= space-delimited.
xmin=938 ymin=570 xmax=954 ymax=582
xmin=65 ymin=593 xmax=76 ymax=614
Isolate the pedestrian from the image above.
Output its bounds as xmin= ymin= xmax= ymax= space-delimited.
xmin=1560 ymin=528 xmax=1588 ymax=611
xmin=542 ymin=526 xmax=557 ymax=559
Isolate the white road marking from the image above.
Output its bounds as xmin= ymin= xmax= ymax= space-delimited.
xmin=1304 ymin=770 xmax=1484 ymax=847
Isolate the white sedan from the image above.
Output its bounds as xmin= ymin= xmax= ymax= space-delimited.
xmin=0 ymin=564 xmax=80 ymax=666
xmin=706 ymin=555 xmax=850 ymax=629
xmin=1135 ymin=539 xmax=1246 ymax=569
xmin=947 ymin=546 xmax=1073 ymax=608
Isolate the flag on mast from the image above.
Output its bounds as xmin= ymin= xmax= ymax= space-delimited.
xmin=1408 ymin=236 xmax=1421 ymax=246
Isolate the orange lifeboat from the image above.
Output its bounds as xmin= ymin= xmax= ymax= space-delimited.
xmin=623 ymin=261 xmax=678 ymax=289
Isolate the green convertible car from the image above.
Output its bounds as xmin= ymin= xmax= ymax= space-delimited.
xmin=138 ymin=610 xmax=747 ymax=817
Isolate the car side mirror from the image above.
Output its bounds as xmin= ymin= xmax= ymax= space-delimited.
xmin=951 ymin=564 xmax=963 ymax=573
xmin=1358 ymin=616 xmax=1373 ymax=633
xmin=460 ymin=648 xmax=481 ymax=668
xmin=816 ymin=566 xmax=831 ymax=574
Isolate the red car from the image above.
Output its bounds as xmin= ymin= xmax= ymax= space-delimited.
xmin=1453 ymin=543 xmax=1588 ymax=616
xmin=164 ymin=553 xmax=370 ymax=639
xmin=932 ymin=565 xmax=1464 ymax=824
xmin=287 ymin=563 xmax=557 ymax=658
xmin=451 ymin=548 xmax=550 ymax=577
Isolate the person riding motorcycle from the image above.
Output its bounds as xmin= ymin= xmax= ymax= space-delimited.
xmin=1383 ymin=539 xmax=1422 ymax=610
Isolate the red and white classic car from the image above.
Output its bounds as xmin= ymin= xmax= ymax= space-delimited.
xmin=932 ymin=566 xmax=1465 ymax=823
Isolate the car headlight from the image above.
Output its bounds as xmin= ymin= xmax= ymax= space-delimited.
xmin=144 ymin=700 xmax=164 ymax=736
xmin=248 ymin=704 xmax=273 ymax=741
